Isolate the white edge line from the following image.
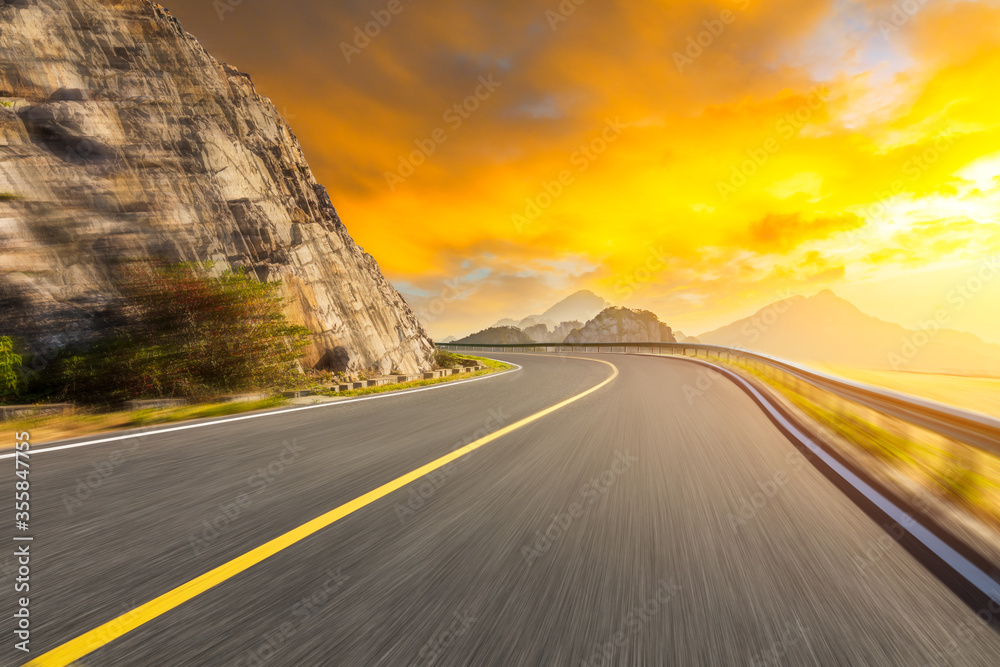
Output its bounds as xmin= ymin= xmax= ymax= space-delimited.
xmin=1 ymin=362 xmax=522 ymax=460
xmin=644 ymin=353 xmax=1000 ymax=607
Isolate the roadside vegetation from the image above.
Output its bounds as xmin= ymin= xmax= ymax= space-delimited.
xmin=813 ymin=364 xmax=1000 ymax=418
xmin=3 ymin=353 xmax=509 ymax=445
xmin=323 ymin=354 xmax=509 ymax=400
xmin=724 ymin=358 xmax=1000 ymax=528
xmin=1 ymin=260 xmax=511 ymax=443
xmin=6 ymin=396 xmax=287 ymax=445
xmin=32 ymin=261 xmax=312 ymax=405
xmin=0 ymin=337 xmax=21 ymax=399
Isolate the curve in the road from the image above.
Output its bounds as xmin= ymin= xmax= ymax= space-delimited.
xmin=663 ymin=354 xmax=1000 ymax=623
xmin=0 ymin=362 xmax=524 ymax=458
xmin=23 ymin=356 xmax=618 ymax=667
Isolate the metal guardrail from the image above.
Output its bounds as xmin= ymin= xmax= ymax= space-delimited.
xmin=436 ymin=341 xmax=1000 ymax=457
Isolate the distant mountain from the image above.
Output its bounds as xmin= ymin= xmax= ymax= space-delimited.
xmin=522 ymin=320 xmax=584 ymax=343
xmin=565 ymin=307 xmax=677 ymax=344
xmin=523 ymin=323 xmax=549 ymax=342
xmin=674 ymin=331 xmax=701 ymax=344
xmin=492 ymin=290 xmax=610 ymax=331
xmin=551 ymin=320 xmax=584 ymax=342
xmin=439 ymin=335 xmax=457 ymax=343
xmin=698 ymin=289 xmax=1000 ymax=374
xmin=538 ymin=290 xmax=611 ymax=326
xmin=455 ymin=326 xmax=533 ymax=345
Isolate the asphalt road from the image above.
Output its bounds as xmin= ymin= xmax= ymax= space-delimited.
xmin=3 ymin=353 xmax=1000 ymax=666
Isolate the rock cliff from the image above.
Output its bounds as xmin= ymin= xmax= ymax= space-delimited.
xmin=564 ymin=307 xmax=676 ymax=344
xmin=0 ymin=0 xmax=433 ymax=374
xmin=523 ymin=320 xmax=582 ymax=343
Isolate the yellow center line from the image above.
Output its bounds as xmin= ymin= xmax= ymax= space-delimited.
xmin=27 ymin=355 xmax=617 ymax=667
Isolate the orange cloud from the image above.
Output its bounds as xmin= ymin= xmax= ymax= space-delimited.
xmin=161 ymin=0 xmax=1000 ymax=341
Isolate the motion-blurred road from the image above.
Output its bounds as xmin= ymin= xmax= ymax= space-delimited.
xmin=4 ymin=353 xmax=1000 ymax=665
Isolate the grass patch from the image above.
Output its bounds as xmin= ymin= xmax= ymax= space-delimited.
xmin=4 ymin=355 xmax=512 ymax=446
xmin=318 ymin=355 xmax=512 ymax=399
xmin=722 ymin=358 xmax=1000 ymax=526
xmin=0 ymin=192 xmax=17 ymax=201
xmin=4 ymin=396 xmax=288 ymax=446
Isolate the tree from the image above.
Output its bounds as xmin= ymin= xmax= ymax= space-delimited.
xmin=0 ymin=336 xmax=21 ymax=399
xmin=57 ymin=261 xmax=312 ymax=403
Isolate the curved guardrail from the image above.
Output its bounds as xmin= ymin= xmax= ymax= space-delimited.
xmin=436 ymin=341 xmax=1000 ymax=456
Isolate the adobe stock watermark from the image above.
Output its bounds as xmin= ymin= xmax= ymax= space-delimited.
xmin=738 ymin=289 xmax=796 ymax=345
xmin=15 ymin=320 xmax=85 ymax=388
xmin=385 ymin=74 xmax=502 ymax=191
xmin=512 ymin=117 xmax=625 ymax=233
xmin=394 ymin=408 xmax=511 ymax=522
xmin=716 ymin=85 xmax=830 ymax=202
xmin=415 ymin=279 xmax=472 ymax=328
xmin=749 ymin=619 xmax=812 ymax=667
xmin=887 ymin=256 xmax=999 ymax=370
xmin=580 ymin=578 xmax=682 ymax=667
xmin=521 ymin=450 xmax=638 ymax=565
xmin=340 ymin=0 xmax=415 ymax=62
xmin=681 ymin=366 xmax=727 ymax=405
xmin=613 ymin=243 xmax=670 ymax=302
xmin=413 ymin=608 xmax=477 ymax=666
xmin=727 ymin=450 xmax=808 ymax=531
xmin=545 ymin=0 xmax=587 ymax=31
xmin=877 ymin=0 xmax=932 ymax=40
xmin=214 ymin=0 xmax=245 ymax=21
xmin=852 ymin=135 xmax=956 ymax=237
xmin=233 ymin=568 xmax=350 ymax=666
xmin=917 ymin=596 xmax=1000 ymax=667
xmin=673 ymin=0 xmax=751 ymax=73
xmin=189 ymin=439 xmax=305 ymax=555
xmin=62 ymin=438 xmax=140 ymax=515
xmin=853 ymin=509 xmax=926 ymax=576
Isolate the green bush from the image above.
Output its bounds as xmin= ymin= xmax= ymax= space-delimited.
xmin=49 ymin=261 xmax=312 ymax=403
xmin=0 ymin=336 xmax=22 ymax=399
xmin=434 ymin=350 xmax=464 ymax=369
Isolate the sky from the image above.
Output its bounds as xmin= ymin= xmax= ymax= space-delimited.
xmin=166 ymin=0 xmax=1000 ymax=343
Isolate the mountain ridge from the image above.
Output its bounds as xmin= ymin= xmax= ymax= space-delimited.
xmin=698 ymin=290 xmax=1000 ymax=374
xmin=490 ymin=290 xmax=610 ymax=332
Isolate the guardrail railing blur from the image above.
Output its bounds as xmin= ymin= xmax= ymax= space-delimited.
xmin=437 ymin=341 xmax=1000 ymax=529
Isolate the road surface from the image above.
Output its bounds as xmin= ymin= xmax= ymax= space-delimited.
xmin=3 ymin=353 xmax=1000 ymax=666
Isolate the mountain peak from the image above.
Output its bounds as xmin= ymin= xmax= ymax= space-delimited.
xmin=810 ymin=288 xmax=842 ymax=301
xmin=540 ymin=289 xmax=611 ymax=323
xmin=565 ymin=306 xmax=676 ymax=344
xmin=697 ymin=291 xmax=1000 ymax=374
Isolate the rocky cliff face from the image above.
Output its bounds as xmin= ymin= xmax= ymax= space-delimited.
xmin=0 ymin=0 xmax=433 ymax=374
xmin=564 ymin=307 xmax=676 ymax=344
xmin=523 ymin=320 xmax=582 ymax=343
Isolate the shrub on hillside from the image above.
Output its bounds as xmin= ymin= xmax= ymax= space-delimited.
xmin=0 ymin=336 xmax=21 ymax=400
xmin=433 ymin=350 xmax=463 ymax=369
xmin=49 ymin=261 xmax=311 ymax=404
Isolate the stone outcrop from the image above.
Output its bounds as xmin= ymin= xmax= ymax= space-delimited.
xmin=551 ymin=320 xmax=583 ymax=342
xmin=523 ymin=323 xmax=549 ymax=342
xmin=564 ymin=307 xmax=676 ymax=344
xmin=523 ymin=320 xmax=582 ymax=343
xmin=0 ymin=0 xmax=433 ymax=374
